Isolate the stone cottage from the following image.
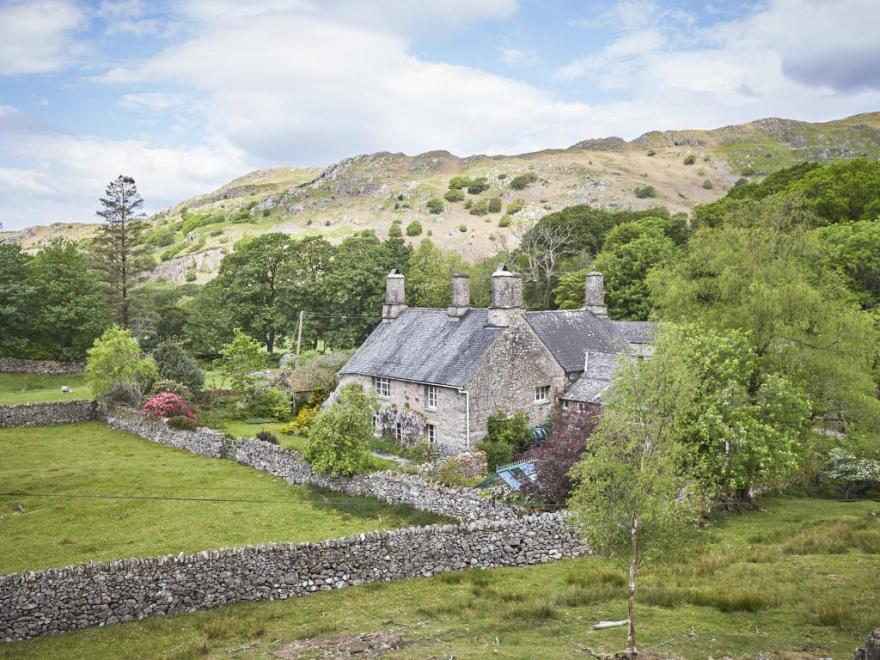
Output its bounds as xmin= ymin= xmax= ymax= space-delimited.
xmin=335 ymin=266 xmax=653 ymax=455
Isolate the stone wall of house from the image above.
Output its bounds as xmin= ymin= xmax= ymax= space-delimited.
xmin=337 ymin=374 xmax=471 ymax=455
xmin=0 ymin=512 xmax=586 ymax=642
xmin=0 ymin=358 xmax=85 ymax=374
xmin=233 ymin=437 xmax=518 ymax=521
xmin=0 ymin=401 xmax=99 ymax=427
xmin=468 ymin=313 xmax=566 ymax=436
xmin=103 ymin=408 xmax=227 ymax=459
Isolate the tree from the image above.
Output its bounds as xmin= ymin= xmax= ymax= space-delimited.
xmin=552 ymin=268 xmax=590 ymax=310
xmin=406 ymin=240 xmax=470 ymax=308
xmin=216 ymin=329 xmax=265 ymax=390
xmin=305 ymin=384 xmax=377 ymax=476
xmin=92 ymin=175 xmax=153 ymax=327
xmin=520 ymin=410 xmax=599 ymax=508
xmin=25 ymin=241 xmax=112 ymax=360
xmin=569 ymin=342 xmax=698 ymax=656
xmin=814 ymin=220 xmax=880 ymax=309
xmin=595 ymin=232 xmax=677 ymax=320
xmin=184 ymin=278 xmax=235 ymax=357
xmin=278 ymin=235 xmax=336 ymax=350
xmin=0 ymin=244 xmax=35 ymax=357
xmin=86 ymin=326 xmax=158 ymax=400
xmin=152 ymin=341 xmax=205 ymax=393
xmin=515 ymin=220 xmax=576 ymax=309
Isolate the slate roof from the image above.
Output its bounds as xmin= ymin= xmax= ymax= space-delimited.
xmin=524 ymin=309 xmax=630 ymax=374
xmin=563 ymin=351 xmax=624 ymax=403
xmin=611 ymin=320 xmax=657 ymax=344
xmin=338 ymin=308 xmax=502 ymax=388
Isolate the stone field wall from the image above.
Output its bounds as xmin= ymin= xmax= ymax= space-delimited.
xmin=104 ymin=408 xmax=228 ymax=459
xmin=0 ymin=401 xmax=99 ymax=428
xmin=0 ymin=513 xmax=586 ymax=642
xmin=233 ymin=437 xmax=519 ymax=522
xmin=0 ymin=358 xmax=84 ymax=374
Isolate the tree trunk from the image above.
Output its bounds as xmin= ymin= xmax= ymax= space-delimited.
xmin=627 ymin=515 xmax=638 ymax=657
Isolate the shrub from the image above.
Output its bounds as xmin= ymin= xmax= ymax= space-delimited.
xmin=498 ymin=173 xmax=507 ymax=179
xmin=520 ymin=411 xmax=599 ymax=508
xmin=151 ymin=379 xmax=192 ymax=400
xmin=509 ymin=172 xmax=538 ymax=190
xmin=185 ymin=269 xmax=197 ymax=282
xmin=237 ymin=385 xmax=290 ymax=420
xmin=702 ymin=179 xmax=714 ymax=189
xmin=487 ymin=197 xmax=502 ymax=213
xmin=634 ymin=185 xmax=657 ymax=199
xmin=734 ymin=177 xmax=749 ymax=187
xmin=86 ymin=326 xmax=158 ymax=400
xmin=167 ymin=415 xmax=198 ymax=431
xmin=498 ymin=215 xmax=513 ymax=228
xmin=388 ymin=221 xmax=403 ymax=238
xmin=506 ymin=198 xmax=525 ymax=215
xmin=646 ymin=149 xmax=656 ymax=156
xmin=426 ymin=199 xmax=443 ymax=215
xmin=477 ymin=411 xmax=532 ymax=471
xmin=467 ymin=177 xmax=489 ymax=195
xmin=458 ymin=224 xmax=468 ymax=232
xmin=104 ymin=382 xmax=145 ymax=408
xmin=469 ymin=200 xmax=488 ymax=216
xmin=406 ymin=220 xmax=423 ymax=236
xmin=444 ymin=188 xmax=465 ymax=202
xmin=216 ymin=329 xmax=264 ymax=390
xmin=823 ymin=447 xmax=880 ymax=498
xmin=256 ymin=430 xmax=278 ymax=444
xmin=448 ymin=175 xmax=472 ymax=190
xmin=153 ymin=341 xmax=205 ymax=393
xmin=305 ymin=384 xmax=377 ymax=476
xmin=143 ymin=392 xmax=196 ymax=421
xmin=683 ymin=154 xmax=696 ymax=165
xmin=280 ymin=420 xmax=298 ymax=435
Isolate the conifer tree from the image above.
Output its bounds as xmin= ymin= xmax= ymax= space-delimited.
xmin=93 ymin=175 xmax=153 ymax=327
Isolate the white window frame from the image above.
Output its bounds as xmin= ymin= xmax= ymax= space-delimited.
xmin=394 ymin=421 xmax=403 ymax=441
xmin=426 ymin=424 xmax=437 ymax=445
xmin=372 ymin=412 xmax=383 ymax=437
xmin=561 ymin=399 xmax=570 ymax=411
xmin=426 ymin=385 xmax=438 ymax=410
xmin=535 ymin=385 xmax=550 ymax=403
xmin=372 ymin=376 xmax=391 ymax=398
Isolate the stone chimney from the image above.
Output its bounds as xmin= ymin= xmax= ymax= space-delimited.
xmin=382 ymin=269 xmax=407 ymax=320
xmin=488 ymin=264 xmax=523 ymax=327
xmin=584 ymin=271 xmax=608 ymax=318
xmin=447 ymin=273 xmax=470 ymax=319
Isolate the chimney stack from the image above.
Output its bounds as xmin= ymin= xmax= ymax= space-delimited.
xmin=584 ymin=271 xmax=608 ymax=318
xmin=488 ymin=264 xmax=523 ymax=327
xmin=447 ymin=273 xmax=470 ymax=319
xmin=382 ymin=269 xmax=407 ymax=320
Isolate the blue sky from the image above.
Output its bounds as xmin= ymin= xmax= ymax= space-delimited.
xmin=1 ymin=0 xmax=879 ymax=229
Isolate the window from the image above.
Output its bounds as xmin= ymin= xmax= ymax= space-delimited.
xmin=535 ymin=385 xmax=550 ymax=403
xmin=425 ymin=385 xmax=438 ymax=410
xmin=426 ymin=424 xmax=437 ymax=445
xmin=372 ymin=412 xmax=383 ymax=437
xmin=372 ymin=376 xmax=391 ymax=398
xmin=577 ymin=402 xmax=586 ymax=412
xmin=561 ymin=400 xmax=570 ymax=411
xmin=395 ymin=421 xmax=403 ymax=441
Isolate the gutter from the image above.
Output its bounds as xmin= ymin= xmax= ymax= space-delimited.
xmin=457 ymin=387 xmax=470 ymax=450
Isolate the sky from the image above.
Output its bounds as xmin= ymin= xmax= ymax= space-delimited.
xmin=1 ymin=0 xmax=879 ymax=230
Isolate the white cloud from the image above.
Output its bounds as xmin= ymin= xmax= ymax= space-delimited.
xmin=119 ymin=92 xmax=187 ymax=111
xmin=498 ymin=47 xmax=541 ymax=66
xmin=0 ymin=0 xmax=86 ymax=75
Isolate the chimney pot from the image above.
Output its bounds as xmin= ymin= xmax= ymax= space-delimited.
xmin=448 ymin=273 xmax=470 ymax=318
xmin=584 ymin=270 xmax=608 ymax=317
xmin=488 ymin=263 xmax=523 ymax=326
xmin=382 ymin=268 xmax=407 ymax=320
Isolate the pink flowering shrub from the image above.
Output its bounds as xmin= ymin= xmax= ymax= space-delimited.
xmin=142 ymin=392 xmax=196 ymax=421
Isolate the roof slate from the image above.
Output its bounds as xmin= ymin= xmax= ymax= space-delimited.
xmin=611 ymin=320 xmax=657 ymax=344
xmin=338 ymin=308 xmax=502 ymax=387
xmin=525 ymin=309 xmax=630 ymax=373
xmin=563 ymin=351 xmax=623 ymax=403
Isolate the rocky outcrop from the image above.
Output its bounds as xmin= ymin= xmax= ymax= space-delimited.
xmin=855 ymin=629 xmax=880 ymax=660
xmin=0 ymin=513 xmax=585 ymax=642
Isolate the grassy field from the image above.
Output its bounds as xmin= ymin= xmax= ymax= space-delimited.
xmin=0 ymin=372 xmax=90 ymax=404
xmin=0 ymin=422 xmax=441 ymax=574
xmin=3 ymin=496 xmax=877 ymax=659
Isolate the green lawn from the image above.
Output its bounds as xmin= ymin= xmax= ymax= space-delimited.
xmin=0 ymin=372 xmax=90 ymax=404
xmin=0 ymin=422 xmax=441 ymax=575
xmin=3 ymin=496 xmax=878 ymax=659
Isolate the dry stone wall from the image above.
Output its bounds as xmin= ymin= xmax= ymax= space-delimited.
xmin=0 ymin=513 xmax=585 ymax=642
xmin=0 ymin=401 xmax=98 ymax=428
xmin=0 ymin=358 xmax=84 ymax=374
xmin=233 ymin=437 xmax=519 ymax=521
xmin=104 ymin=408 xmax=227 ymax=459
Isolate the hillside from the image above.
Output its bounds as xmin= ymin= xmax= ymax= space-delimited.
xmin=3 ymin=111 xmax=879 ymax=283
